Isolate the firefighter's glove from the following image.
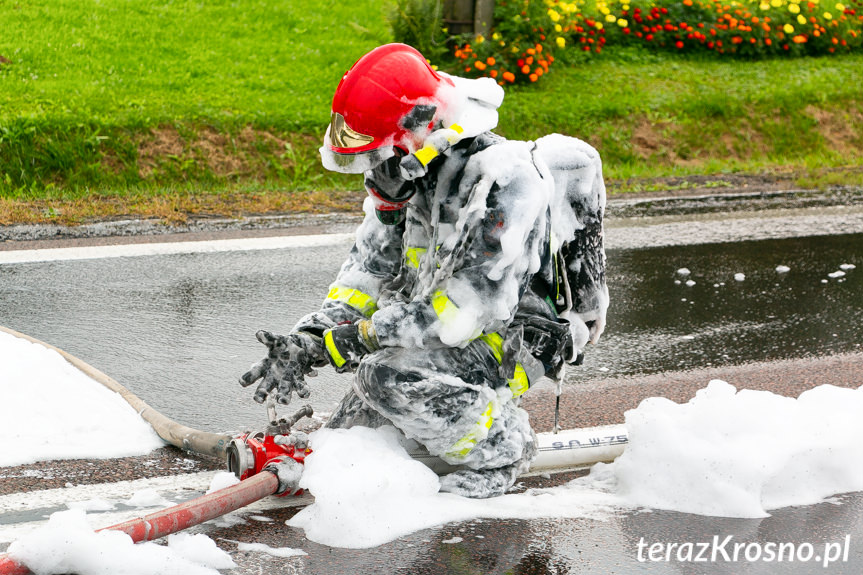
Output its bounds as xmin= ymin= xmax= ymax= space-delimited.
xmin=521 ymin=317 xmax=574 ymax=379
xmin=323 ymin=320 xmax=380 ymax=373
xmin=275 ymin=430 xmax=310 ymax=451
xmin=239 ymin=331 xmax=324 ymax=405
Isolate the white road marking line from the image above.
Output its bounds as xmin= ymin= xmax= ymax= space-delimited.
xmin=0 ymin=233 xmax=356 ymax=265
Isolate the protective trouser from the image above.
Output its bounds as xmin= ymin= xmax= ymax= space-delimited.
xmin=326 ymin=339 xmax=537 ymax=498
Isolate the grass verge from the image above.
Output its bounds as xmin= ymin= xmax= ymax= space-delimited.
xmin=1 ymin=1 xmax=862 ymax=225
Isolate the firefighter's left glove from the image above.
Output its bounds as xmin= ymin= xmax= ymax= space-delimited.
xmin=323 ymin=320 xmax=380 ymax=373
xmin=239 ymin=331 xmax=325 ymax=405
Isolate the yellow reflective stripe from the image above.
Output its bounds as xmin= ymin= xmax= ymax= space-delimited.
xmin=431 ymin=290 xmax=460 ymax=325
xmin=478 ymin=333 xmax=530 ymax=397
xmin=509 ymin=365 xmax=530 ymax=396
xmin=412 ymin=125 xmax=463 ymax=167
xmin=404 ymin=247 xmax=427 ymax=269
xmin=324 ymin=330 xmax=347 ymax=368
xmin=414 ymin=145 xmax=438 ymax=167
xmin=446 ymin=401 xmax=495 ymax=459
xmin=326 ymin=286 xmax=377 ymax=317
xmin=479 ymin=333 xmax=504 ymax=362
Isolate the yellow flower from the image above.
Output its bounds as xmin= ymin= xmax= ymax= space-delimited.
xmin=623 ymin=4 xmax=631 ymax=10
xmin=788 ymin=3 xmax=800 ymax=12
xmin=476 ymin=34 xmax=485 ymax=43
xmin=836 ymin=2 xmax=846 ymax=9
xmin=555 ymin=23 xmax=563 ymax=32
xmin=783 ymin=22 xmax=795 ymax=32
xmin=606 ymin=13 xmax=617 ymax=22
xmin=770 ymin=0 xmax=781 ymax=7
xmin=595 ymin=22 xmax=604 ymax=30
xmin=618 ymin=17 xmax=629 ymax=26
xmin=760 ymin=2 xmax=770 ymax=9
xmin=823 ymin=10 xmax=833 ymax=17
xmin=492 ymin=32 xmax=502 ymax=40
xmin=600 ymin=5 xmax=611 ymax=14
xmin=548 ymin=9 xmax=561 ymax=22
xmin=556 ymin=36 xmax=566 ymax=48
xmin=797 ymin=13 xmax=807 ymax=22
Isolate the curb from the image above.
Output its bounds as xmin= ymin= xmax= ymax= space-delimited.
xmin=1 ymin=187 xmax=861 ymax=244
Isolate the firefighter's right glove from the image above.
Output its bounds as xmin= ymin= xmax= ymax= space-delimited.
xmin=323 ymin=320 xmax=380 ymax=373
xmin=239 ymin=331 xmax=324 ymax=405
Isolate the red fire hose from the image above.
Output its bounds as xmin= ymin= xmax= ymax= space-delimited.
xmin=0 ymin=471 xmax=280 ymax=575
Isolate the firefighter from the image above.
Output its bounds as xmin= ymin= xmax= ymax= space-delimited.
xmin=241 ymin=43 xmax=608 ymax=498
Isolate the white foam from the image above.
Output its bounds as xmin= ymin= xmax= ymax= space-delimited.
xmin=597 ymin=380 xmax=863 ymax=518
xmin=6 ymin=509 xmax=234 ymax=575
xmin=0 ymin=331 xmax=165 ymax=466
xmin=289 ymin=380 xmax=863 ymax=548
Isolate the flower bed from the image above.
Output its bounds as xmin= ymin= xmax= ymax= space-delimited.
xmin=450 ymin=0 xmax=863 ymax=84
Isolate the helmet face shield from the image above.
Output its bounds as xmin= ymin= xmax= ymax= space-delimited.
xmin=320 ymin=125 xmax=396 ymax=174
xmin=329 ymin=112 xmax=374 ymax=149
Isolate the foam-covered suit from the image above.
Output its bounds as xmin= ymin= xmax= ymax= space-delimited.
xmin=241 ymin=44 xmax=608 ymax=498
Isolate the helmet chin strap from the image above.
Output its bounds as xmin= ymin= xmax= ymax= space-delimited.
xmin=399 ymin=124 xmax=465 ymax=180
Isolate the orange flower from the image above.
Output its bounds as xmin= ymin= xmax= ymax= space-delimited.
xmin=521 ymin=64 xmax=531 ymax=74
xmin=503 ymin=71 xmax=515 ymax=82
xmin=475 ymin=60 xmax=487 ymax=71
xmin=487 ymin=57 xmax=496 ymax=66
xmin=529 ymin=73 xmax=539 ymax=82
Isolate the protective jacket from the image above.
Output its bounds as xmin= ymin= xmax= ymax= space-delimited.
xmin=291 ymin=130 xmax=607 ymax=497
xmin=297 ymin=131 xmax=607 ymax=378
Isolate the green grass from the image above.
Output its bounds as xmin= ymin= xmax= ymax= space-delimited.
xmin=1 ymin=0 xmax=862 ymax=224
xmin=500 ymin=50 xmax=863 ymax=176
xmin=1 ymin=0 xmax=389 ymax=128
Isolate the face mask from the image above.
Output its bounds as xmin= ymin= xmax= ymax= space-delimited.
xmin=364 ymin=151 xmax=418 ymax=226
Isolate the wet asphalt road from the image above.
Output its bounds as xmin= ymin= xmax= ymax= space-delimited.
xmin=1 ymin=209 xmax=861 ymax=434
xmin=1 ymin=190 xmax=863 ymax=574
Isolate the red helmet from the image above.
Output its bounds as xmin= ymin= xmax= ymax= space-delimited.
xmin=320 ymin=43 xmax=455 ymax=174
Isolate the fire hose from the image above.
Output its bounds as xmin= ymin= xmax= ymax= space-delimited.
xmin=0 ymin=327 xmax=318 ymax=575
xmin=0 ymin=325 xmax=628 ymax=574
xmin=0 ymin=471 xmax=282 ymax=575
